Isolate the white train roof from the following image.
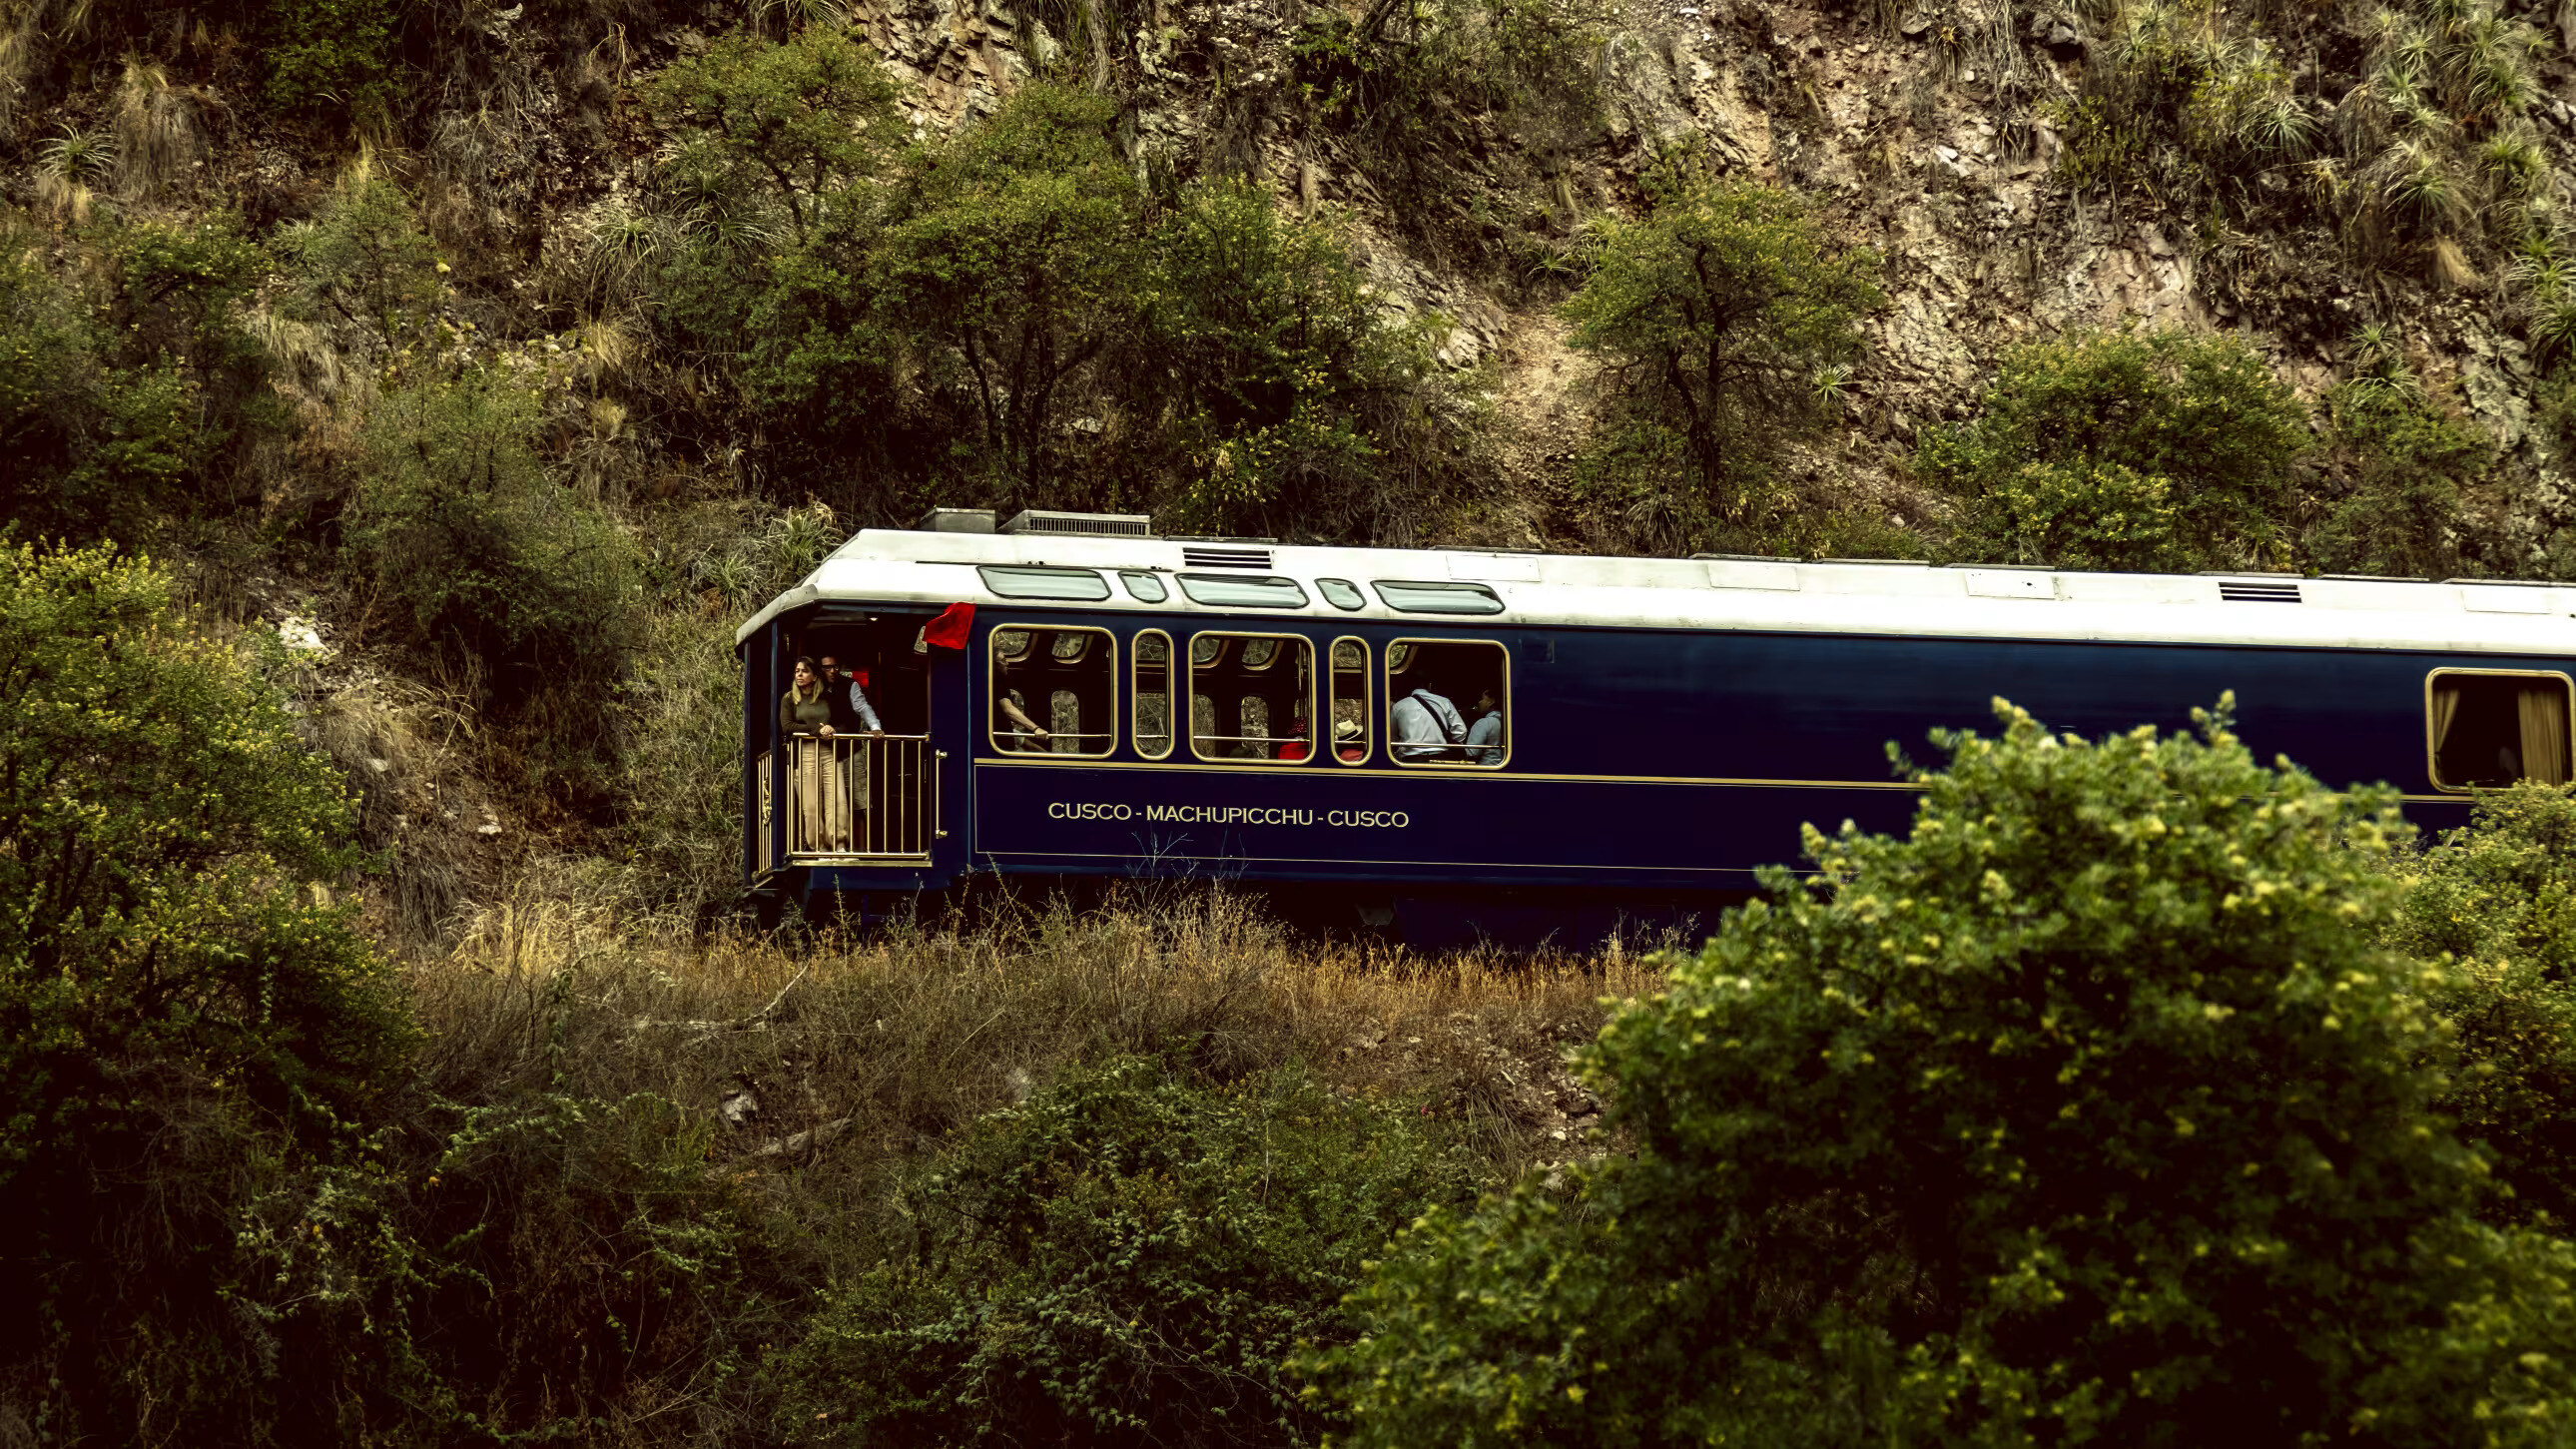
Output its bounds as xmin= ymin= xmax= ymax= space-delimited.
xmin=736 ymin=528 xmax=2576 ymax=658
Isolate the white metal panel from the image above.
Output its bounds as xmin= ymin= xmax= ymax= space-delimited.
xmin=1962 ymin=569 xmax=2061 ymax=600
xmin=2460 ymin=584 xmax=2560 ymax=615
xmin=1445 ymin=552 xmax=1544 ymax=582
xmin=1704 ymin=560 xmax=1800 ymax=591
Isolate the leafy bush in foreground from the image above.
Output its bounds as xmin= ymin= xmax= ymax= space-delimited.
xmin=778 ymin=1055 xmax=1481 ymax=1445
xmin=1317 ymin=699 xmax=2576 ymax=1446
xmin=2384 ymin=783 xmax=2576 ymax=1229
xmin=0 ymin=540 xmax=410 ymax=1440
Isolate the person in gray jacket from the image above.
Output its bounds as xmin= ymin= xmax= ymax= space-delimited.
xmin=1389 ymin=680 xmax=1468 ymax=762
xmin=1464 ymin=685 xmax=1505 ymax=765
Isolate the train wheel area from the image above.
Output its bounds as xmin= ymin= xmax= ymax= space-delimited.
xmin=749 ymin=869 xmax=1746 ymax=956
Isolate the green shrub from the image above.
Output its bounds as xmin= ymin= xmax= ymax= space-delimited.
xmin=2382 ymin=784 xmax=2576 ymax=1228
xmin=1564 ymin=179 xmax=1880 ymax=547
xmin=349 ymin=370 xmax=643 ymax=801
xmin=2307 ymin=372 xmax=2489 ymax=579
xmin=1922 ymin=323 xmax=2307 ymax=570
xmin=0 ymin=540 xmax=411 ymax=1440
xmin=1317 ymin=699 xmax=2576 ymax=1445
xmin=642 ymin=53 xmax=1471 ymax=532
xmin=649 ymin=27 xmax=902 ymax=245
xmin=779 ymin=1055 xmax=1482 ymax=1445
xmin=274 ymin=172 xmax=445 ymax=350
xmin=263 ymin=0 xmax=401 ymax=123
xmin=1 ymin=218 xmax=274 ymax=536
xmin=1969 ymin=458 xmax=2191 ymax=571
xmin=868 ymin=84 xmax=1145 ymax=503
xmin=1141 ymin=180 xmax=1440 ymax=539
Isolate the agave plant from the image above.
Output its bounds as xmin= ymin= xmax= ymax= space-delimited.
xmin=33 ymin=125 xmax=112 ymax=223
xmin=2238 ymin=93 xmax=2317 ymax=160
xmin=695 ymin=550 xmax=762 ymax=613
xmin=2448 ymin=13 xmax=2541 ymax=122
xmin=1809 ymin=363 xmax=1856 ymax=417
xmin=2510 ymin=192 xmax=2573 ymax=256
xmin=2478 ymin=130 xmax=2545 ymax=203
xmin=2366 ymin=138 xmax=2465 ymax=232
xmin=2529 ymin=292 xmax=2576 ymax=364
xmin=36 ymin=124 xmax=114 ymax=182
xmin=2377 ymin=17 xmax=2439 ymax=90
xmin=752 ymin=0 xmax=849 ymax=33
xmin=582 ymin=199 xmax=670 ymax=300
xmin=2506 ymin=252 xmax=2575 ymax=300
xmin=2344 ymin=322 xmax=2424 ymax=399
xmin=756 ymin=501 xmax=845 ymax=586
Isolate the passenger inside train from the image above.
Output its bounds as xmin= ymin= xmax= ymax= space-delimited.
xmin=1387 ymin=640 xmax=1508 ymax=766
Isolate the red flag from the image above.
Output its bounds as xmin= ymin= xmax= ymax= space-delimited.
xmin=923 ymin=602 xmax=976 ymax=650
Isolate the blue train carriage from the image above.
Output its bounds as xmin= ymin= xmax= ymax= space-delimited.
xmin=736 ymin=508 xmax=2576 ymax=938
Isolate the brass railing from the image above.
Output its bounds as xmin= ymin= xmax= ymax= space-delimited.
xmin=781 ymin=734 xmax=937 ymax=862
xmin=755 ymin=749 xmax=776 ymax=874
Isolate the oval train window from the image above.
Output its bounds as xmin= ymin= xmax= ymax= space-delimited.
xmin=980 ymin=565 xmax=1111 ymax=601
xmin=1176 ymin=574 xmax=1308 ymax=608
xmin=1317 ymin=578 xmax=1366 ymax=610
xmin=1372 ymin=579 xmax=1504 ymax=615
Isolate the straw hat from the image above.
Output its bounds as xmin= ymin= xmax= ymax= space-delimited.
xmin=1333 ymin=720 xmax=1362 ymax=741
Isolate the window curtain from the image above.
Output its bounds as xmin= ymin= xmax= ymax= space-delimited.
xmin=2518 ymin=683 xmax=2571 ymax=787
xmin=2430 ymin=678 xmax=2463 ymax=764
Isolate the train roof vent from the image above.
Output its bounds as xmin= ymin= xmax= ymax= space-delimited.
xmin=2216 ymin=579 xmax=2303 ymax=603
xmin=1180 ymin=544 xmax=1274 ymax=570
xmin=999 ymin=509 xmax=1156 ymax=539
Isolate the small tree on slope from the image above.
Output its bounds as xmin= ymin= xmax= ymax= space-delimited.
xmin=1315 ymin=699 xmax=2576 ymax=1447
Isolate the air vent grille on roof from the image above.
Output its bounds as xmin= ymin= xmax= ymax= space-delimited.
xmin=1181 ymin=546 xmax=1273 ymax=570
xmin=2218 ymin=579 xmax=2302 ymax=603
xmin=1000 ymin=509 xmax=1155 ymax=538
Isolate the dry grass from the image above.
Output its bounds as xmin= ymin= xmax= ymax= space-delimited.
xmin=375 ymin=886 xmax=1666 ymax=1439
xmin=110 ymin=57 xmax=203 ymax=200
xmin=418 ymin=886 xmax=1666 ymax=1196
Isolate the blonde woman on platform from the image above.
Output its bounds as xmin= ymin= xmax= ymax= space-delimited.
xmin=782 ymin=657 xmax=852 ymax=851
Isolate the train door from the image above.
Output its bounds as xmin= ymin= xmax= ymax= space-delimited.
xmin=774 ymin=617 xmax=941 ymax=861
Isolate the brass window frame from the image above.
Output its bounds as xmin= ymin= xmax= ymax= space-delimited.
xmin=1185 ymin=629 xmax=1317 ymax=766
xmin=1132 ymin=627 xmax=1177 ymax=762
xmin=987 ymin=622 xmax=1119 ymax=759
xmin=2424 ymin=666 xmax=2576 ymax=792
xmin=1329 ymin=636 xmax=1372 ymax=767
xmin=1384 ymin=636 xmax=1511 ymax=771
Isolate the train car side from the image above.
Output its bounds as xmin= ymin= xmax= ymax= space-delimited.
xmin=739 ymin=528 xmax=2576 ymax=930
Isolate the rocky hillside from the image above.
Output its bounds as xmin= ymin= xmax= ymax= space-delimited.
xmin=20 ymin=0 xmax=2576 ymax=555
